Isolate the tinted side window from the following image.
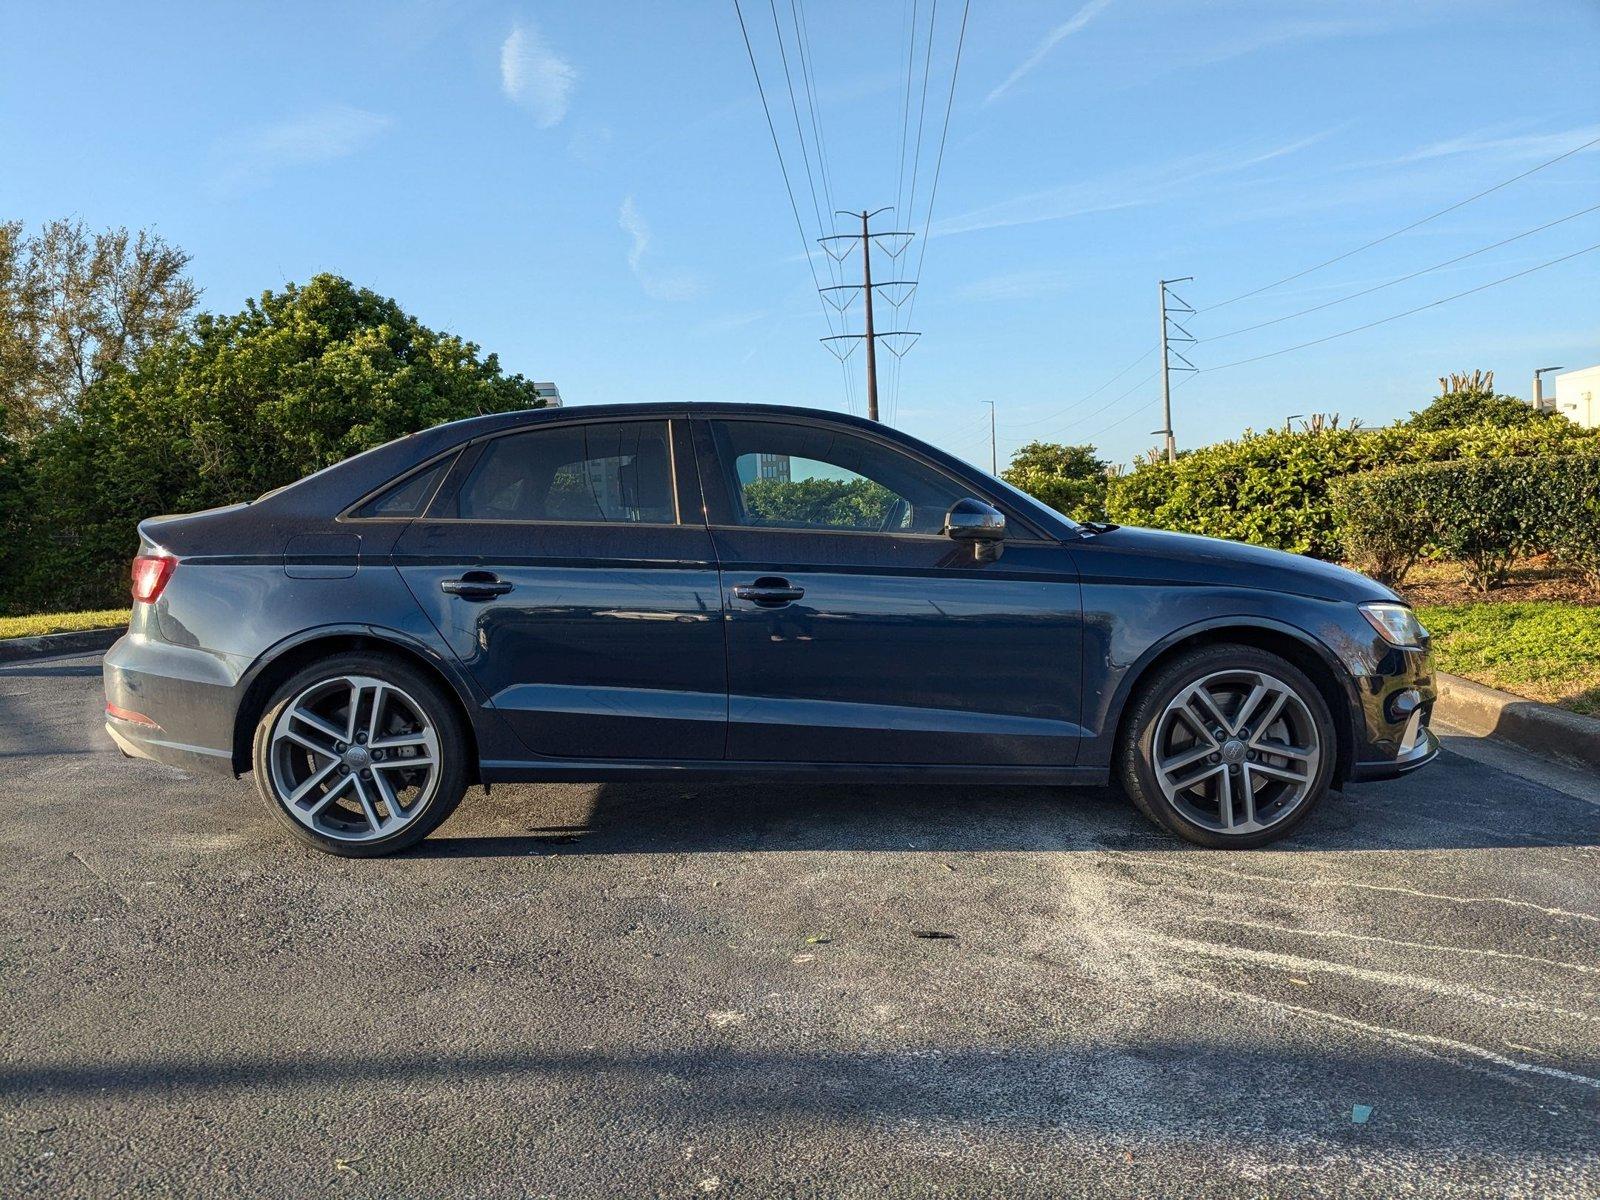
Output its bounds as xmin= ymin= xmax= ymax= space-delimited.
xmin=455 ymin=421 xmax=676 ymax=523
xmin=353 ymin=455 xmax=455 ymax=519
xmin=710 ymin=420 xmax=965 ymax=534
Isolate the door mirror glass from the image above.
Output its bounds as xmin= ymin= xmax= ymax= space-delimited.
xmin=944 ymin=498 xmax=1005 ymax=561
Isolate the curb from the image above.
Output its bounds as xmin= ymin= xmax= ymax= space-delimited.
xmin=0 ymin=625 xmax=127 ymax=664
xmin=1433 ymin=671 xmax=1600 ymax=774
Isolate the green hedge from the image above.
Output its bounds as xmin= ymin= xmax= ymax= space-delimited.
xmin=1103 ymin=420 xmax=1599 ymax=559
xmin=1334 ymin=453 xmax=1600 ymax=590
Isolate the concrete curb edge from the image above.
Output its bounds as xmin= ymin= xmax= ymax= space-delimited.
xmin=0 ymin=625 xmax=127 ymax=664
xmin=1433 ymin=670 xmax=1600 ymax=774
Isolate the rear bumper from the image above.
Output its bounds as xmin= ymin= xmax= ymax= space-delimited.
xmin=102 ymin=632 xmax=245 ymax=777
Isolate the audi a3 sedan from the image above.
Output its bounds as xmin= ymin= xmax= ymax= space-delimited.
xmin=103 ymin=403 xmax=1438 ymax=856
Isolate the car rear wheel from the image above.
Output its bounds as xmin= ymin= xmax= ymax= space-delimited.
xmin=251 ymin=652 xmax=468 ymax=857
xmin=1117 ymin=644 xmax=1336 ymax=849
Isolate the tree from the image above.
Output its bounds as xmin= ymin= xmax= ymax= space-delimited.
xmin=1408 ymin=369 xmax=1552 ymax=431
xmin=742 ymin=476 xmax=896 ymax=529
xmin=1001 ymin=441 xmax=1109 ymax=520
xmin=0 ymin=218 xmax=199 ymax=435
xmin=8 ymin=274 xmax=548 ymax=612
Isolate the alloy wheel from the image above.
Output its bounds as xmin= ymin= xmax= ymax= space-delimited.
xmin=1151 ymin=668 xmax=1321 ymax=836
xmin=267 ymin=674 xmax=441 ymax=843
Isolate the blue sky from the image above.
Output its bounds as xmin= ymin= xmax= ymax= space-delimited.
xmin=3 ymin=1 xmax=1596 ymax=469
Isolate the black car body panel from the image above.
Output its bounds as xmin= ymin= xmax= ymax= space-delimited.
xmin=103 ymin=402 xmax=1438 ymax=793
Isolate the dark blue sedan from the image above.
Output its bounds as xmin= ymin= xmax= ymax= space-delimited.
xmin=103 ymin=403 xmax=1438 ymax=856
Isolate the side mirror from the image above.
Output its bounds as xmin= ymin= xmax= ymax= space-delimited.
xmin=943 ymin=497 xmax=1006 ymax=561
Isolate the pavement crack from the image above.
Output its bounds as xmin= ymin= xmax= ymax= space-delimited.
xmin=68 ymin=850 xmax=131 ymax=910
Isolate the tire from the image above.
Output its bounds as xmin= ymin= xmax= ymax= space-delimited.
xmin=1116 ymin=644 xmax=1336 ymax=849
xmin=251 ymin=651 xmax=468 ymax=857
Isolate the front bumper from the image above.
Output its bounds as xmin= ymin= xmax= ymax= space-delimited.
xmin=1344 ymin=640 xmax=1439 ymax=784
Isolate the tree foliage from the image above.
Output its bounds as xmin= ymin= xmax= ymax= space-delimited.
xmin=742 ymin=476 xmax=896 ymax=529
xmin=1000 ymin=441 xmax=1109 ymax=521
xmin=5 ymin=274 xmax=547 ymax=613
xmin=1408 ymin=368 xmax=1551 ymax=431
xmin=1103 ymin=419 xmax=1599 ymax=559
xmin=0 ymin=218 xmax=199 ymax=436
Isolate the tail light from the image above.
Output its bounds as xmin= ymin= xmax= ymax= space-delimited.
xmin=131 ymin=554 xmax=177 ymax=604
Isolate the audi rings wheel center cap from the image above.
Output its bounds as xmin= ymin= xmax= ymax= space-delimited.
xmin=343 ymin=746 xmax=372 ymax=771
xmin=1221 ymin=738 xmax=1247 ymax=764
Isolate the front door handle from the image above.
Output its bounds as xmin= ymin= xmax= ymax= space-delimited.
xmin=732 ymin=577 xmax=805 ymax=606
xmin=441 ymin=571 xmax=514 ymax=600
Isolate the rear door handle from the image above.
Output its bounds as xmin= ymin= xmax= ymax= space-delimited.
xmin=441 ymin=571 xmax=514 ymax=600
xmin=732 ymin=577 xmax=805 ymax=606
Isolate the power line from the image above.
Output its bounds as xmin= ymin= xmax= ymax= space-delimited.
xmin=1201 ymin=201 xmax=1600 ymax=344
xmin=1200 ymin=132 xmax=1600 ymax=313
xmin=1203 ymin=241 xmax=1600 ymax=374
xmin=1002 ymin=346 xmax=1156 ymax=431
xmin=732 ymin=0 xmax=851 ymax=409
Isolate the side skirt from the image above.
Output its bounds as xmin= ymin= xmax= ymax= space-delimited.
xmin=480 ymin=758 xmax=1109 ymax=787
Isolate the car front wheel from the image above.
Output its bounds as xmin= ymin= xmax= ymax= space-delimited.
xmin=1117 ymin=644 xmax=1336 ymax=848
xmin=251 ymin=652 xmax=468 ymax=857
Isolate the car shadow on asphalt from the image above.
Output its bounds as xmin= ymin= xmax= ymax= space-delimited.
xmin=411 ymin=753 xmax=1600 ymax=859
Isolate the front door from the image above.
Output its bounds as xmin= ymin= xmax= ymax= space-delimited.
xmin=394 ymin=416 xmax=726 ymax=762
xmin=696 ymin=416 xmax=1085 ymax=766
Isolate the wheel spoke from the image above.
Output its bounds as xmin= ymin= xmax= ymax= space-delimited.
xmin=305 ymin=771 xmax=354 ymax=817
xmin=1217 ymin=768 xmax=1235 ymax=829
xmin=367 ymin=684 xmax=387 ymax=744
xmin=370 ymin=766 xmax=405 ymax=819
xmin=1248 ymin=760 xmax=1309 ymax=784
xmin=1169 ymin=761 xmax=1223 ymax=793
xmin=373 ymin=755 xmax=435 ymax=770
xmin=351 ymin=775 xmax=383 ymax=831
xmin=1232 ymin=682 xmax=1270 ymax=734
xmin=1188 ymin=687 xmax=1231 ymax=736
xmin=1255 ymin=739 xmax=1314 ymax=761
xmin=345 ymin=682 xmax=367 ymax=743
xmin=287 ymin=758 xmax=341 ymax=806
xmin=280 ymin=728 xmax=338 ymax=759
xmin=369 ymin=734 xmax=429 ymax=753
xmin=290 ymin=706 xmax=346 ymax=744
xmin=1159 ymin=743 xmax=1215 ymax=775
xmin=1247 ymin=691 xmax=1289 ymax=739
xmin=1237 ymin=767 xmax=1258 ymax=827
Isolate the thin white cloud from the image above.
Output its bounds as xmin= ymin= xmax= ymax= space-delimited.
xmin=1388 ymin=123 xmax=1600 ymax=166
xmin=955 ymin=269 xmax=1074 ymax=302
xmin=1191 ymin=16 xmax=1388 ymax=66
xmin=210 ymin=105 xmax=393 ymax=196
xmin=619 ymin=196 xmax=702 ymax=302
xmin=500 ymin=20 xmax=576 ymax=127
xmin=985 ymin=0 xmax=1114 ymax=105
xmin=934 ymin=130 xmax=1334 ymax=239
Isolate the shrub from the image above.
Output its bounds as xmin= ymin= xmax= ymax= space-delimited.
xmin=1334 ymin=452 xmax=1600 ymax=591
xmin=1103 ymin=419 xmax=1598 ymax=559
xmin=1408 ymin=369 xmax=1551 ymax=431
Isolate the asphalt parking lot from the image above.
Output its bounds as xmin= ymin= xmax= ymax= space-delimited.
xmin=2 ymin=652 xmax=1598 ymax=1198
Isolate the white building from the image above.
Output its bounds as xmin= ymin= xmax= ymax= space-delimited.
xmin=1553 ymin=365 xmax=1599 ymax=429
xmin=533 ymin=381 xmax=562 ymax=408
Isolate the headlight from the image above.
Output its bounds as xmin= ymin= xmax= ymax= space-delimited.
xmin=1359 ymin=602 xmax=1426 ymax=648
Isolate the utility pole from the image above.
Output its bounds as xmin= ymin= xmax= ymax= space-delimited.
xmin=1534 ymin=366 xmax=1564 ymax=412
xmin=860 ymin=210 xmax=879 ymax=421
xmin=985 ymin=400 xmax=997 ymax=473
xmin=1157 ymin=277 xmax=1196 ymax=463
xmin=819 ymin=210 xmax=920 ymax=423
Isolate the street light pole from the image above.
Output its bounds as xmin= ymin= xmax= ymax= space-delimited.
xmin=985 ymin=400 xmax=997 ymax=474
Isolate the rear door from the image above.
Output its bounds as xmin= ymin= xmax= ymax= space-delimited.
xmin=696 ymin=416 xmax=1085 ymax=767
xmin=394 ymin=416 xmax=726 ymax=762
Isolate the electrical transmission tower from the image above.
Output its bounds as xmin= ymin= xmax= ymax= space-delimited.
xmin=1157 ymin=277 xmax=1196 ymax=463
xmin=818 ymin=208 xmax=921 ymax=421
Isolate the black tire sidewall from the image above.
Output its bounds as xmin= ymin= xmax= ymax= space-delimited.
xmin=251 ymin=651 xmax=468 ymax=857
xmin=1118 ymin=645 xmax=1337 ymax=849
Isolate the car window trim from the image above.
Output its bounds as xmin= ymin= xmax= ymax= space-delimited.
xmin=696 ymin=414 xmax=1052 ymax=541
xmin=338 ymin=447 xmax=463 ymax=523
xmin=421 ymin=413 xmax=690 ymax=527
